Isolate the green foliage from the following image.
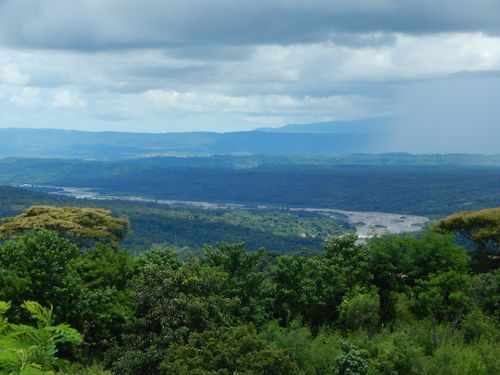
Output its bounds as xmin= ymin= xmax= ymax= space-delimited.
xmin=0 ymin=300 xmax=82 ymax=373
xmin=69 ymin=245 xmax=136 ymax=352
xmin=0 ymin=202 xmax=497 ymax=374
xmin=271 ymin=254 xmax=345 ymax=328
xmin=324 ymin=233 xmax=371 ymax=289
xmin=0 ymin=188 xmax=351 ymax=253
xmin=366 ymin=232 xmax=470 ymax=323
xmin=269 ymin=234 xmax=379 ymax=329
xmin=415 ymin=271 xmax=470 ymax=324
xmin=0 ymin=205 xmax=129 ymax=249
xmin=338 ymin=287 xmax=380 ymax=333
xmin=0 ymin=231 xmax=81 ymax=323
xmin=437 ymin=207 xmax=500 ymax=245
xmin=135 ymin=246 xmax=181 ymax=269
xmin=460 ymin=308 xmax=498 ymax=344
xmin=205 ymin=243 xmax=272 ymax=324
xmin=367 ymin=329 xmax=426 ymax=375
xmin=108 ymin=258 xmax=239 ymax=374
xmin=436 ymin=207 xmax=500 ymax=271
xmin=424 ymin=341 xmax=500 ymax=375
xmin=414 ymin=271 xmax=472 ymax=349
xmin=334 ymin=342 xmax=369 ymax=375
xmin=261 ymin=321 xmax=343 ymax=374
xmin=160 ymin=325 xmax=299 ymax=374
xmin=60 ymin=363 xmax=112 ymax=374
xmin=0 ymin=231 xmax=136 ymax=357
xmin=466 ymin=270 xmax=500 ymax=320
xmin=366 ymin=237 xmax=401 ymax=323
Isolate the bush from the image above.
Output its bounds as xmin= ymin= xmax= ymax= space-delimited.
xmin=334 ymin=342 xmax=369 ymax=375
xmin=339 ymin=287 xmax=380 ymax=333
xmin=461 ymin=308 xmax=498 ymax=344
xmin=367 ymin=329 xmax=425 ymax=375
xmin=160 ymin=325 xmax=299 ymax=374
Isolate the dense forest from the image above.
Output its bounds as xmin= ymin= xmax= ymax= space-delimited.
xmin=1 ymin=156 xmax=499 ymax=217
xmin=0 ymin=186 xmax=351 ymax=253
xmin=0 ymin=204 xmax=498 ymax=374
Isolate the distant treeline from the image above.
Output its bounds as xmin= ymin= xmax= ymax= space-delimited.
xmin=0 ymin=157 xmax=498 ymax=216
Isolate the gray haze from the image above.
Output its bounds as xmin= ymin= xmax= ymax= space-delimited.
xmin=389 ymin=75 xmax=500 ymax=154
xmin=0 ymin=0 xmax=499 ymax=153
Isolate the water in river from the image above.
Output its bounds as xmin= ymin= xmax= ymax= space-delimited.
xmin=19 ymin=184 xmax=429 ymax=241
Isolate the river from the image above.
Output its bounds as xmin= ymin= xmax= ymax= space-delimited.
xmin=19 ymin=184 xmax=430 ymax=241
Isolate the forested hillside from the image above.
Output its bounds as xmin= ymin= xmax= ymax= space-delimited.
xmin=0 ymin=186 xmax=351 ymax=253
xmin=0 ymin=205 xmax=498 ymax=374
xmin=1 ymin=156 xmax=499 ymax=216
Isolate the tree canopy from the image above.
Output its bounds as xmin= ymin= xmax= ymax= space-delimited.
xmin=0 ymin=204 xmax=498 ymax=374
xmin=0 ymin=205 xmax=129 ymax=248
xmin=436 ymin=207 xmax=500 ymax=271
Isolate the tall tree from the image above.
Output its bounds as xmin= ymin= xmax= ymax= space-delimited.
xmin=0 ymin=205 xmax=129 ymax=249
xmin=436 ymin=207 xmax=500 ymax=272
xmin=108 ymin=258 xmax=238 ymax=375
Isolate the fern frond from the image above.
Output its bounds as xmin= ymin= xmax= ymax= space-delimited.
xmin=21 ymin=301 xmax=53 ymax=326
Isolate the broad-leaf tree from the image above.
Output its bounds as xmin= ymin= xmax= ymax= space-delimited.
xmin=0 ymin=205 xmax=129 ymax=249
xmin=160 ymin=325 xmax=299 ymax=374
xmin=436 ymin=207 xmax=500 ymax=272
xmin=108 ymin=258 xmax=239 ymax=374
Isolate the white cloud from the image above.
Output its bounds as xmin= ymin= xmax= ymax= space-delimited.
xmin=145 ymin=90 xmax=393 ymax=125
xmin=51 ymin=89 xmax=87 ymax=109
xmin=241 ymin=33 xmax=500 ymax=84
xmin=1 ymin=63 xmax=29 ymax=85
xmin=0 ymin=29 xmax=499 ymax=134
xmin=9 ymin=87 xmax=41 ymax=106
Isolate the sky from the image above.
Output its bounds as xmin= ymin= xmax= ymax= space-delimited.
xmin=0 ymin=0 xmax=499 ymax=152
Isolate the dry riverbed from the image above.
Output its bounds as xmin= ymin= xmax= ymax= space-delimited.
xmin=20 ymin=184 xmax=430 ymax=240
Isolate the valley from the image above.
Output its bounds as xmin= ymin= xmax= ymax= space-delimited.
xmin=22 ymin=184 xmax=429 ymax=242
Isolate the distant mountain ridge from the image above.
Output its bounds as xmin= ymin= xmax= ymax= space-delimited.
xmin=0 ymin=125 xmax=388 ymax=159
xmin=258 ymin=117 xmax=392 ymax=134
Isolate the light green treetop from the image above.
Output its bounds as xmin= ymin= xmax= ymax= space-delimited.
xmin=0 ymin=205 xmax=129 ymax=248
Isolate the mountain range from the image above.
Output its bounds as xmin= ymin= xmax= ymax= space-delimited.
xmin=0 ymin=118 xmax=392 ymax=160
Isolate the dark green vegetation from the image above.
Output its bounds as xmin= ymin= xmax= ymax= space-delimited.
xmin=1 ymin=156 xmax=499 ymax=216
xmin=0 ymin=186 xmax=351 ymax=253
xmin=0 ymin=205 xmax=498 ymax=374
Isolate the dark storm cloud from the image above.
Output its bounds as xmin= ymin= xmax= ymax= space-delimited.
xmin=1 ymin=0 xmax=499 ymax=51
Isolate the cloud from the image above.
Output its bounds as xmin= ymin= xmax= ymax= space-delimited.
xmin=1 ymin=64 xmax=29 ymax=85
xmin=232 ymin=33 xmax=500 ymax=86
xmin=51 ymin=89 xmax=87 ymax=109
xmin=1 ymin=1 xmax=500 ymax=51
xmin=145 ymin=90 xmax=393 ymax=125
xmin=0 ymin=0 xmax=498 ymax=149
xmin=2 ymin=32 xmax=498 ymax=97
xmin=9 ymin=87 xmax=41 ymax=106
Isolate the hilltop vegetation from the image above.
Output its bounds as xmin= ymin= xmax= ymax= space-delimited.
xmin=0 ymin=205 xmax=498 ymax=374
